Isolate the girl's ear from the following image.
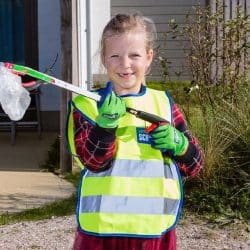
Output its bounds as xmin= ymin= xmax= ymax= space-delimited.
xmin=145 ymin=49 xmax=154 ymax=75
xmin=101 ymin=54 xmax=106 ymax=68
xmin=146 ymin=49 xmax=154 ymax=67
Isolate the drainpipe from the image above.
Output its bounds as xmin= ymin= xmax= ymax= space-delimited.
xmin=86 ymin=0 xmax=92 ymax=89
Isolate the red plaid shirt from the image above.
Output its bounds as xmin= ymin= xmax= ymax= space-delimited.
xmin=73 ymin=103 xmax=203 ymax=177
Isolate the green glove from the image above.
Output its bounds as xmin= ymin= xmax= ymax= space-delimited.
xmin=96 ymin=91 xmax=126 ymax=128
xmin=150 ymin=124 xmax=189 ymax=156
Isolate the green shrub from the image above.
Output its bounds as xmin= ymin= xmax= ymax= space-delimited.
xmin=184 ymin=84 xmax=250 ymax=221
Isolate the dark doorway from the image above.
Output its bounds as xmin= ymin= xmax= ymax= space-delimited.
xmin=0 ymin=0 xmax=38 ymax=70
xmin=0 ymin=0 xmax=40 ymax=144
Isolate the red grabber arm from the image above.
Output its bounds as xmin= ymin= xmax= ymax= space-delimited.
xmin=126 ymin=107 xmax=169 ymax=133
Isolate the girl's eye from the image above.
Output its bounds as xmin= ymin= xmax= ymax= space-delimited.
xmin=131 ymin=54 xmax=141 ymax=57
xmin=110 ymin=55 xmax=118 ymax=58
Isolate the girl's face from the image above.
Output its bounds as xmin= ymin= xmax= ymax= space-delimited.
xmin=102 ymin=31 xmax=153 ymax=96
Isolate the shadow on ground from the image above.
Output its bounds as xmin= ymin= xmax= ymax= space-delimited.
xmin=0 ymin=131 xmax=58 ymax=171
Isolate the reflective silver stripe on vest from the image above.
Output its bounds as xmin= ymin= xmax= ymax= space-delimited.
xmin=80 ymin=195 xmax=180 ymax=215
xmin=85 ymin=159 xmax=179 ymax=180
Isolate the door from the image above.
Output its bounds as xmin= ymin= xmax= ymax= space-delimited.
xmin=0 ymin=0 xmax=39 ymax=141
xmin=0 ymin=0 xmax=38 ymax=71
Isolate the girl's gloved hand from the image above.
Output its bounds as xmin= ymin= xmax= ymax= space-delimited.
xmin=150 ymin=124 xmax=189 ymax=156
xmin=97 ymin=83 xmax=126 ymax=128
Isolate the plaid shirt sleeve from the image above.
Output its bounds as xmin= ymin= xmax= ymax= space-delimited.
xmin=73 ymin=109 xmax=116 ymax=172
xmin=171 ymin=103 xmax=204 ymax=177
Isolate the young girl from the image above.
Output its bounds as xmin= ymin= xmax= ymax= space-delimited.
xmin=67 ymin=13 xmax=204 ymax=250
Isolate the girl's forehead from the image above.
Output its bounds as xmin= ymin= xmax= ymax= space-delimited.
xmin=105 ymin=31 xmax=147 ymax=45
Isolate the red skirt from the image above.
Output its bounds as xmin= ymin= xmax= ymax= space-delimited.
xmin=73 ymin=228 xmax=176 ymax=250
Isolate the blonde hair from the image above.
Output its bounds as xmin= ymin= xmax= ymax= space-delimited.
xmin=100 ymin=13 xmax=157 ymax=58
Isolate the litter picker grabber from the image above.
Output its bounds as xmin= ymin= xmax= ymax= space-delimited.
xmin=2 ymin=62 xmax=100 ymax=101
xmin=0 ymin=62 xmax=168 ymax=131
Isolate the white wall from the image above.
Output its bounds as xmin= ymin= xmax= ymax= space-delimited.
xmin=38 ymin=0 xmax=61 ymax=111
xmin=91 ymin=0 xmax=110 ymax=75
xmin=72 ymin=0 xmax=110 ymax=90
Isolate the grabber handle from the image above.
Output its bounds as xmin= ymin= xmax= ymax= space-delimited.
xmin=126 ymin=107 xmax=169 ymax=133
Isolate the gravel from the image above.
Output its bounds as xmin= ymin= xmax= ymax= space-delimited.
xmin=0 ymin=215 xmax=249 ymax=250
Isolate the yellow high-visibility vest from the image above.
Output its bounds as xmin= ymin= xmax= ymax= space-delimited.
xmin=67 ymin=86 xmax=183 ymax=237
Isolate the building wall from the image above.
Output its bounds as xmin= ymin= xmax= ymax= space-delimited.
xmin=37 ymin=0 xmax=61 ymax=130
xmin=111 ymin=0 xmax=206 ymax=81
xmin=38 ymin=0 xmax=61 ymax=111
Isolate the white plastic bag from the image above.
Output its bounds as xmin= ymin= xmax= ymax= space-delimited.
xmin=0 ymin=65 xmax=31 ymax=121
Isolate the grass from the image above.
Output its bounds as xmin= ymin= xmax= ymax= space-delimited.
xmin=183 ymin=88 xmax=250 ymax=222
xmin=0 ymin=171 xmax=80 ymax=226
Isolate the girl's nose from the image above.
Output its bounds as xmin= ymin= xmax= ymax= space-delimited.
xmin=120 ymin=56 xmax=131 ymax=68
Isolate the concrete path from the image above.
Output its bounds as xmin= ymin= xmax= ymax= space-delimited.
xmin=0 ymin=131 xmax=76 ymax=214
xmin=0 ymin=131 xmax=58 ymax=171
xmin=0 ymin=171 xmax=75 ymax=214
